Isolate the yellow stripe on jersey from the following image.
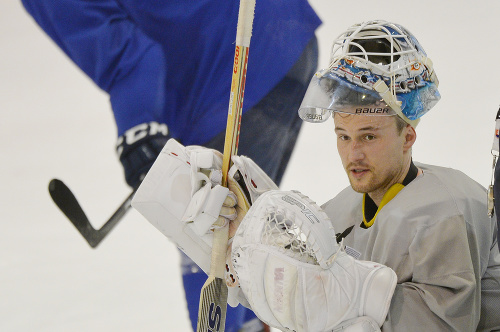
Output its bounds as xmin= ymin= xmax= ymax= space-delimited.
xmin=362 ymin=183 xmax=405 ymax=228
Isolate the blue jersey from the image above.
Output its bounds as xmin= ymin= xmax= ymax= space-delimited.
xmin=22 ymin=0 xmax=321 ymax=145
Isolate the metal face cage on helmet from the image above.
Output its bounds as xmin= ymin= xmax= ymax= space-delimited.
xmin=298 ymin=20 xmax=441 ymax=127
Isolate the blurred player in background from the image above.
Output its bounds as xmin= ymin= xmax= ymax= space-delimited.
xmin=21 ymin=0 xmax=321 ymax=330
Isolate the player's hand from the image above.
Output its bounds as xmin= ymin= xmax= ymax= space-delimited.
xmin=116 ymin=121 xmax=170 ymax=188
xmin=180 ymin=144 xmax=239 ymax=236
xmin=132 ymin=138 xmax=278 ymax=307
xmin=231 ymin=190 xmax=397 ymax=332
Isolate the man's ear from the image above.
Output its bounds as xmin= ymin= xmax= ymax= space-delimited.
xmin=403 ymin=124 xmax=417 ymax=152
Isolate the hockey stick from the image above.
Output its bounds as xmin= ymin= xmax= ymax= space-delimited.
xmin=48 ymin=179 xmax=136 ymax=248
xmin=196 ymin=1 xmax=256 ymax=331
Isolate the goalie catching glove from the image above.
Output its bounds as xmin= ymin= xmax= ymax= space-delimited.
xmin=231 ymin=190 xmax=397 ymax=332
xmin=131 ymin=138 xmax=278 ymax=306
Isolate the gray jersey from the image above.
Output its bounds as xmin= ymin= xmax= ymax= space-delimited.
xmin=322 ymin=163 xmax=500 ymax=331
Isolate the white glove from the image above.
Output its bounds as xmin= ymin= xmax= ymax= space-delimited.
xmin=180 ymin=144 xmax=237 ymax=235
xmin=131 ymin=138 xmax=278 ymax=306
xmin=231 ymin=190 xmax=397 ymax=332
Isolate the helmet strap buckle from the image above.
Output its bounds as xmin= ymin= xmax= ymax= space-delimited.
xmin=373 ymin=80 xmax=420 ymax=127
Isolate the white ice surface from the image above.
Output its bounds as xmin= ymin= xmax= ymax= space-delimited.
xmin=2 ymin=1 xmax=499 ymax=331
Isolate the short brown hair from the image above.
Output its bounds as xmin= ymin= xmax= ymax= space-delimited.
xmin=395 ymin=115 xmax=408 ymax=134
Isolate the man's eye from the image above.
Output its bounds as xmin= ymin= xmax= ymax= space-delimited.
xmin=338 ymin=135 xmax=350 ymax=141
xmin=364 ymin=135 xmax=375 ymax=141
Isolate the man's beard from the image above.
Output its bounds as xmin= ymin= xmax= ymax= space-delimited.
xmin=347 ymin=164 xmax=400 ymax=195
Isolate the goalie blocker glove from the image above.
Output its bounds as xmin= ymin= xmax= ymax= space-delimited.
xmin=116 ymin=121 xmax=170 ymax=188
xmin=131 ymin=138 xmax=278 ymax=307
xmin=231 ymin=190 xmax=397 ymax=332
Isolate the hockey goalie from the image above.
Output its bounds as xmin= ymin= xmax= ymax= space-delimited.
xmin=131 ymin=138 xmax=396 ymax=332
xmin=132 ymin=20 xmax=500 ymax=331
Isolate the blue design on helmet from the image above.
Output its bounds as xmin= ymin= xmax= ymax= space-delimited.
xmin=299 ymin=20 xmax=440 ymax=127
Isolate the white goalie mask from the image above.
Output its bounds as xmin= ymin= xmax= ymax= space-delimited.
xmin=299 ymin=20 xmax=441 ymax=127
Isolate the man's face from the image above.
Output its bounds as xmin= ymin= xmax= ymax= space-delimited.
xmin=334 ymin=113 xmax=412 ymax=200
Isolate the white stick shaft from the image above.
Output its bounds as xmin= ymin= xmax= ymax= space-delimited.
xmin=236 ymin=0 xmax=256 ymax=47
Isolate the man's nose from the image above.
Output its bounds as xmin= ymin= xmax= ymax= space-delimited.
xmin=348 ymin=141 xmax=365 ymax=162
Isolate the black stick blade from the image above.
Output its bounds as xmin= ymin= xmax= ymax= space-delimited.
xmin=48 ymin=179 xmax=100 ymax=248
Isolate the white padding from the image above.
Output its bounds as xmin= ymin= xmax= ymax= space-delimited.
xmin=182 ymin=184 xmax=231 ymax=236
xmin=132 ymin=139 xmax=239 ymax=304
xmin=132 ymin=139 xmax=280 ymax=307
xmin=230 ymin=155 xmax=278 ymax=204
xmin=231 ymin=190 xmax=397 ymax=331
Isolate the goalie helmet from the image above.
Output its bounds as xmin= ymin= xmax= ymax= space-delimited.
xmin=298 ymin=20 xmax=440 ymax=127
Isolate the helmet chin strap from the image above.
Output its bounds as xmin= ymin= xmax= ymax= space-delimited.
xmin=373 ymin=79 xmax=420 ymax=127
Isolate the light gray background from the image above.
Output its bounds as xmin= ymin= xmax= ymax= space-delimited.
xmin=2 ymin=1 xmax=498 ymax=331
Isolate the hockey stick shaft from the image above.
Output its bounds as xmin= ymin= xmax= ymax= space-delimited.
xmin=48 ymin=179 xmax=136 ymax=248
xmin=196 ymin=1 xmax=256 ymax=331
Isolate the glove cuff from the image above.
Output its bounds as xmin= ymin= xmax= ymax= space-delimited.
xmin=117 ymin=122 xmax=170 ymax=188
